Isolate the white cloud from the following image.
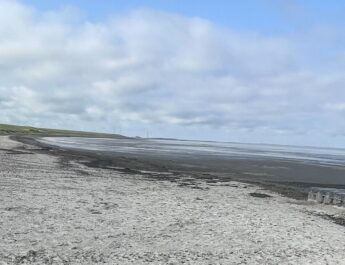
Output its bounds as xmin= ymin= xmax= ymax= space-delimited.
xmin=1 ymin=0 xmax=345 ymax=146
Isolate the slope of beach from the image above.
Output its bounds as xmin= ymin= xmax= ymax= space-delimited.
xmin=1 ymin=136 xmax=345 ymax=264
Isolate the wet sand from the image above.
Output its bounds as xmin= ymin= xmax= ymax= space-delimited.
xmin=2 ymin=136 xmax=345 ymax=264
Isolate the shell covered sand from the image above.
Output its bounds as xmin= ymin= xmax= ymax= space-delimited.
xmin=1 ymin=136 xmax=345 ymax=264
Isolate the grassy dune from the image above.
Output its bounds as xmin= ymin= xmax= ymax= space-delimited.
xmin=0 ymin=124 xmax=126 ymax=138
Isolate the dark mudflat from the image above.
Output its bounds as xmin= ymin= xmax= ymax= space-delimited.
xmin=13 ymin=135 xmax=345 ymax=201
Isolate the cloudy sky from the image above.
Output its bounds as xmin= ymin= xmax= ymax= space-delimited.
xmin=1 ymin=0 xmax=345 ymax=147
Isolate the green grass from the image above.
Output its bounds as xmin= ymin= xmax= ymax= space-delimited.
xmin=0 ymin=123 xmax=126 ymax=138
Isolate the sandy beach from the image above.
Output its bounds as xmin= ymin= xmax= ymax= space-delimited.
xmin=1 ymin=136 xmax=345 ymax=264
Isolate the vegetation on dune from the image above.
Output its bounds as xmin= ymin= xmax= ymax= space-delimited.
xmin=0 ymin=124 xmax=126 ymax=138
xmin=0 ymin=124 xmax=43 ymax=134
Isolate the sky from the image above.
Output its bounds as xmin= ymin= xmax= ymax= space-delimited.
xmin=1 ymin=0 xmax=345 ymax=147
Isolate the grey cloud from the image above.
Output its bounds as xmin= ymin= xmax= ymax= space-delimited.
xmin=1 ymin=0 xmax=345 ymax=144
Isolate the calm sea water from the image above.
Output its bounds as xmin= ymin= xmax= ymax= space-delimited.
xmin=40 ymin=137 xmax=345 ymax=166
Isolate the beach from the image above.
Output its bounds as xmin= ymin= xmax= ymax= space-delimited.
xmin=1 ymin=135 xmax=345 ymax=264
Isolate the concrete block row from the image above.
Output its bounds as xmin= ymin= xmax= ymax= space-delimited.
xmin=308 ymin=187 xmax=345 ymax=206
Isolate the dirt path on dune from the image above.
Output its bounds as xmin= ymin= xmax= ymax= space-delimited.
xmin=1 ymin=136 xmax=345 ymax=264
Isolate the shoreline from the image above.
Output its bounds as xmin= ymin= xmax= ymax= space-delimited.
xmin=12 ymin=135 xmax=340 ymax=201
